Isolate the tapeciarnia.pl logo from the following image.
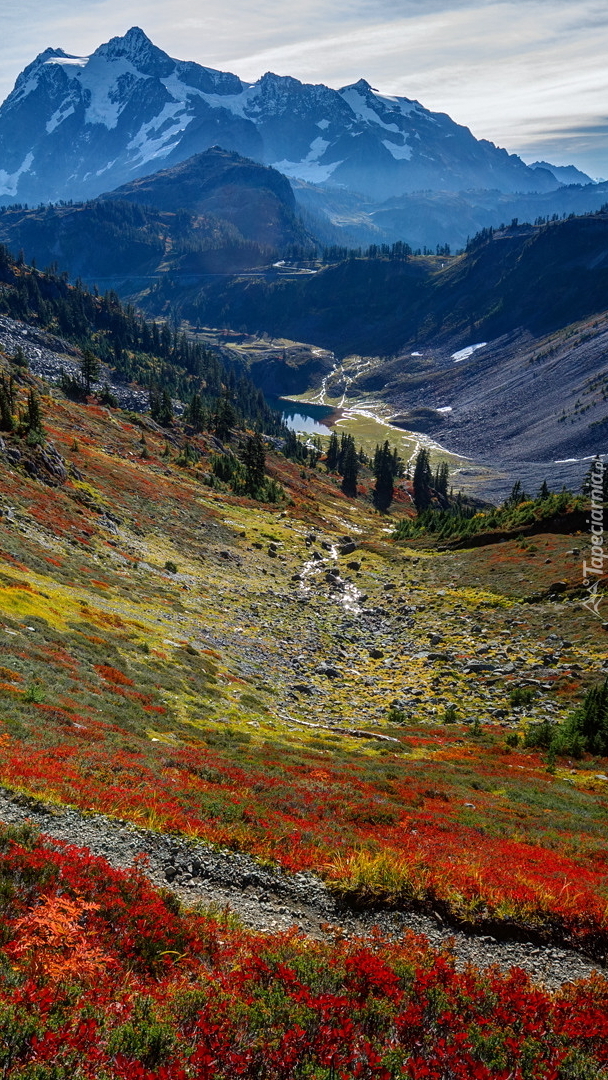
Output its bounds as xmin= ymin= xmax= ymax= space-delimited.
xmin=582 ymin=458 xmax=606 ymax=618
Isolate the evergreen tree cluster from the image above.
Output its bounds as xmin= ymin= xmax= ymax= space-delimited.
xmin=325 ymin=431 xmax=361 ymax=496
xmin=525 ymin=679 xmax=608 ymax=758
xmin=321 ymin=239 xmax=451 ymax=263
xmin=281 ymin=428 xmax=322 ymax=467
xmin=396 ymin=479 xmax=580 ymax=543
xmin=0 ymin=243 xmax=284 ymax=435
xmin=372 ymin=439 xmax=403 ymax=511
xmin=209 ymin=435 xmax=282 ymax=502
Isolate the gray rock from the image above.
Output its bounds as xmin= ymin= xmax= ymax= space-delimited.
xmin=316 ymin=663 xmax=341 ymax=678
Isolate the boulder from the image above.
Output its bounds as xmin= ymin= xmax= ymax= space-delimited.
xmin=339 ymin=541 xmax=357 ymax=555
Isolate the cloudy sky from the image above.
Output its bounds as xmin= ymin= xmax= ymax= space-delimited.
xmin=2 ymin=0 xmax=607 ymax=177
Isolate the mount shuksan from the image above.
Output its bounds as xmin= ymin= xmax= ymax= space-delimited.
xmin=0 ymin=26 xmax=562 ymax=205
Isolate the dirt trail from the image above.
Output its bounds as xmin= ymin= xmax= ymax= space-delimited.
xmin=0 ymin=786 xmax=602 ymax=993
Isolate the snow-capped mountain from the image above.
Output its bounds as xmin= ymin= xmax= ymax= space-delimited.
xmin=0 ymin=26 xmax=563 ymax=205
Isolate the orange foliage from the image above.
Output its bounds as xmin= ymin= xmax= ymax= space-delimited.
xmin=0 ymin=666 xmax=22 ymax=681
xmin=94 ymin=664 xmax=134 ymax=686
xmin=8 ymin=895 xmax=115 ymax=983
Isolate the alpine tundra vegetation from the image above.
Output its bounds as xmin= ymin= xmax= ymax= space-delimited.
xmin=0 ymin=19 xmax=608 ymax=1080
xmin=0 ymin=246 xmax=607 ymax=1077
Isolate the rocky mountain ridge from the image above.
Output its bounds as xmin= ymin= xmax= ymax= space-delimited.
xmin=0 ymin=26 xmax=568 ymax=207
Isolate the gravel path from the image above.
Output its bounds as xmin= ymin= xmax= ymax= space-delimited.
xmin=1 ymin=786 xmax=602 ymax=992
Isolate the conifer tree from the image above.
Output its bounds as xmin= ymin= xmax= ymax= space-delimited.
xmin=80 ymin=349 xmax=101 ymax=394
xmin=413 ymin=447 xmax=432 ymax=511
xmin=149 ymin=384 xmax=174 ymax=426
xmin=11 ymin=346 xmax=28 ymax=369
xmin=212 ymin=392 xmax=236 ymax=441
xmin=373 ymin=440 xmax=396 ymax=511
xmin=24 ymin=389 xmax=43 ymax=434
xmin=341 ymin=437 xmax=359 ymax=497
xmin=0 ymin=378 xmax=14 ymax=432
xmin=187 ymin=392 xmax=205 ymax=432
xmin=159 ymin=389 xmax=174 ymax=427
xmin=242 ymin=433 xmax=266 ymax=494
xmin=326 ymin=431 xmax=339 ymax=472
xmin=434 ymin=461 xmax=450 ymax=498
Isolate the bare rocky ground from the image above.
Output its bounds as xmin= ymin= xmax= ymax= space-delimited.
xmin=0 ymin=786 xmax=601 ymax=993
xmin=0 ymin=315 xmax=176 ymax=414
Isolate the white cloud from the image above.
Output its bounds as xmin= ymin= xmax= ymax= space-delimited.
xmin=1 ymin=0 xmax=607 ymax=176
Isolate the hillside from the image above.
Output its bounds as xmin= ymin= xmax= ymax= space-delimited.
xmin=101 ymin=147 xmax=310 ymax=251
xmin=1 ymin=305 xmax=608 ymax=1073
xmin=295 ymin=176 xmax=608 ymax=251
xmin=136 ymin=211 xmax=607 ymax=464
xmin=0 ymin=148 xmax=313 ymax=283
xmin=3 ymin=207 xmax=608 ymax=466
xmin=158 ymin=212 xmax=608 ymax=353
xmin=0 ymin=242 xmax=284 ymax=435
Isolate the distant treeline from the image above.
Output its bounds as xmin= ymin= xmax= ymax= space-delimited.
xmin=322 ymin=240 xmax=452 ymax=262
xmin=465 ymin=204 xmax=608 ymax=252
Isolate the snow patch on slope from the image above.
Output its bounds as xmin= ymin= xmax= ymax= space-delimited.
xmin=79 ymin=55 xmax=144 ymax=128
xmin=272 ymin=136 xmax=336 ymax=183
xmin=340 ymin=87 xmax=400 ymax=132
xmin=452 ymin=343 xmax=487 ymax=363
xmin=44 ymin=53 xmax=146 ymax=130
xmin=196 ymin=84 xmax=259 ymax=119
xmin=376 ymin=93 xmax=418 ymax=117
xmin=382 ymin=138 xmax=412 ymax=160
xmin=127 ymin=101 xmax=193 ymax=167
xmin=0 ymin=152 xmax=34 ymax=197
xmin=46 ymin=104 xmax=75 ymax=134
xmin=272 ymin=158 xmax=340 ymax=184
xmin=44 ymin=56 xmax=89 ymax=68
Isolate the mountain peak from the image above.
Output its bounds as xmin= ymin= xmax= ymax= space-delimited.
xmin=101 ymin=26 xmax=153 ymax=53
xmin=94 ymin=26 xmax=174 ymax=74
xmin=340 ymin=78 xmax=373 ymax=93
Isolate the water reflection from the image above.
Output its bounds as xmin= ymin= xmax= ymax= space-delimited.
xmin=270 ymin=397 xmax=334 ymax=436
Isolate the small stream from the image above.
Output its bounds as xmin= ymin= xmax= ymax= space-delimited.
xmin=298 ymin=542 xmax=362 ymax=616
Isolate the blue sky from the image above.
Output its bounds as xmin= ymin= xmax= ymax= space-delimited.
xmin=2 ymin=0 xmax=607 ymax=177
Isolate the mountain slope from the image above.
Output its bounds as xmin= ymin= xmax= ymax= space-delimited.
xmin=529 ymin=160 xmax=595 ymax=185
xmin=101 ymin=146 xmax=310 ymax=249
xmin=147 ymin=211 xmax=608 ymax=353
xmin=294 ymin=178 xmax=608 ymax=251
xmin=0 ymin=242 xmax=283 ymax=432
xmin=147 ymin=211 xmax=608 ymax=462
xmin=0 ymin=27 xmax=561 ymax=206
xmin=0 ymin=148 xmax=313 ymax=282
